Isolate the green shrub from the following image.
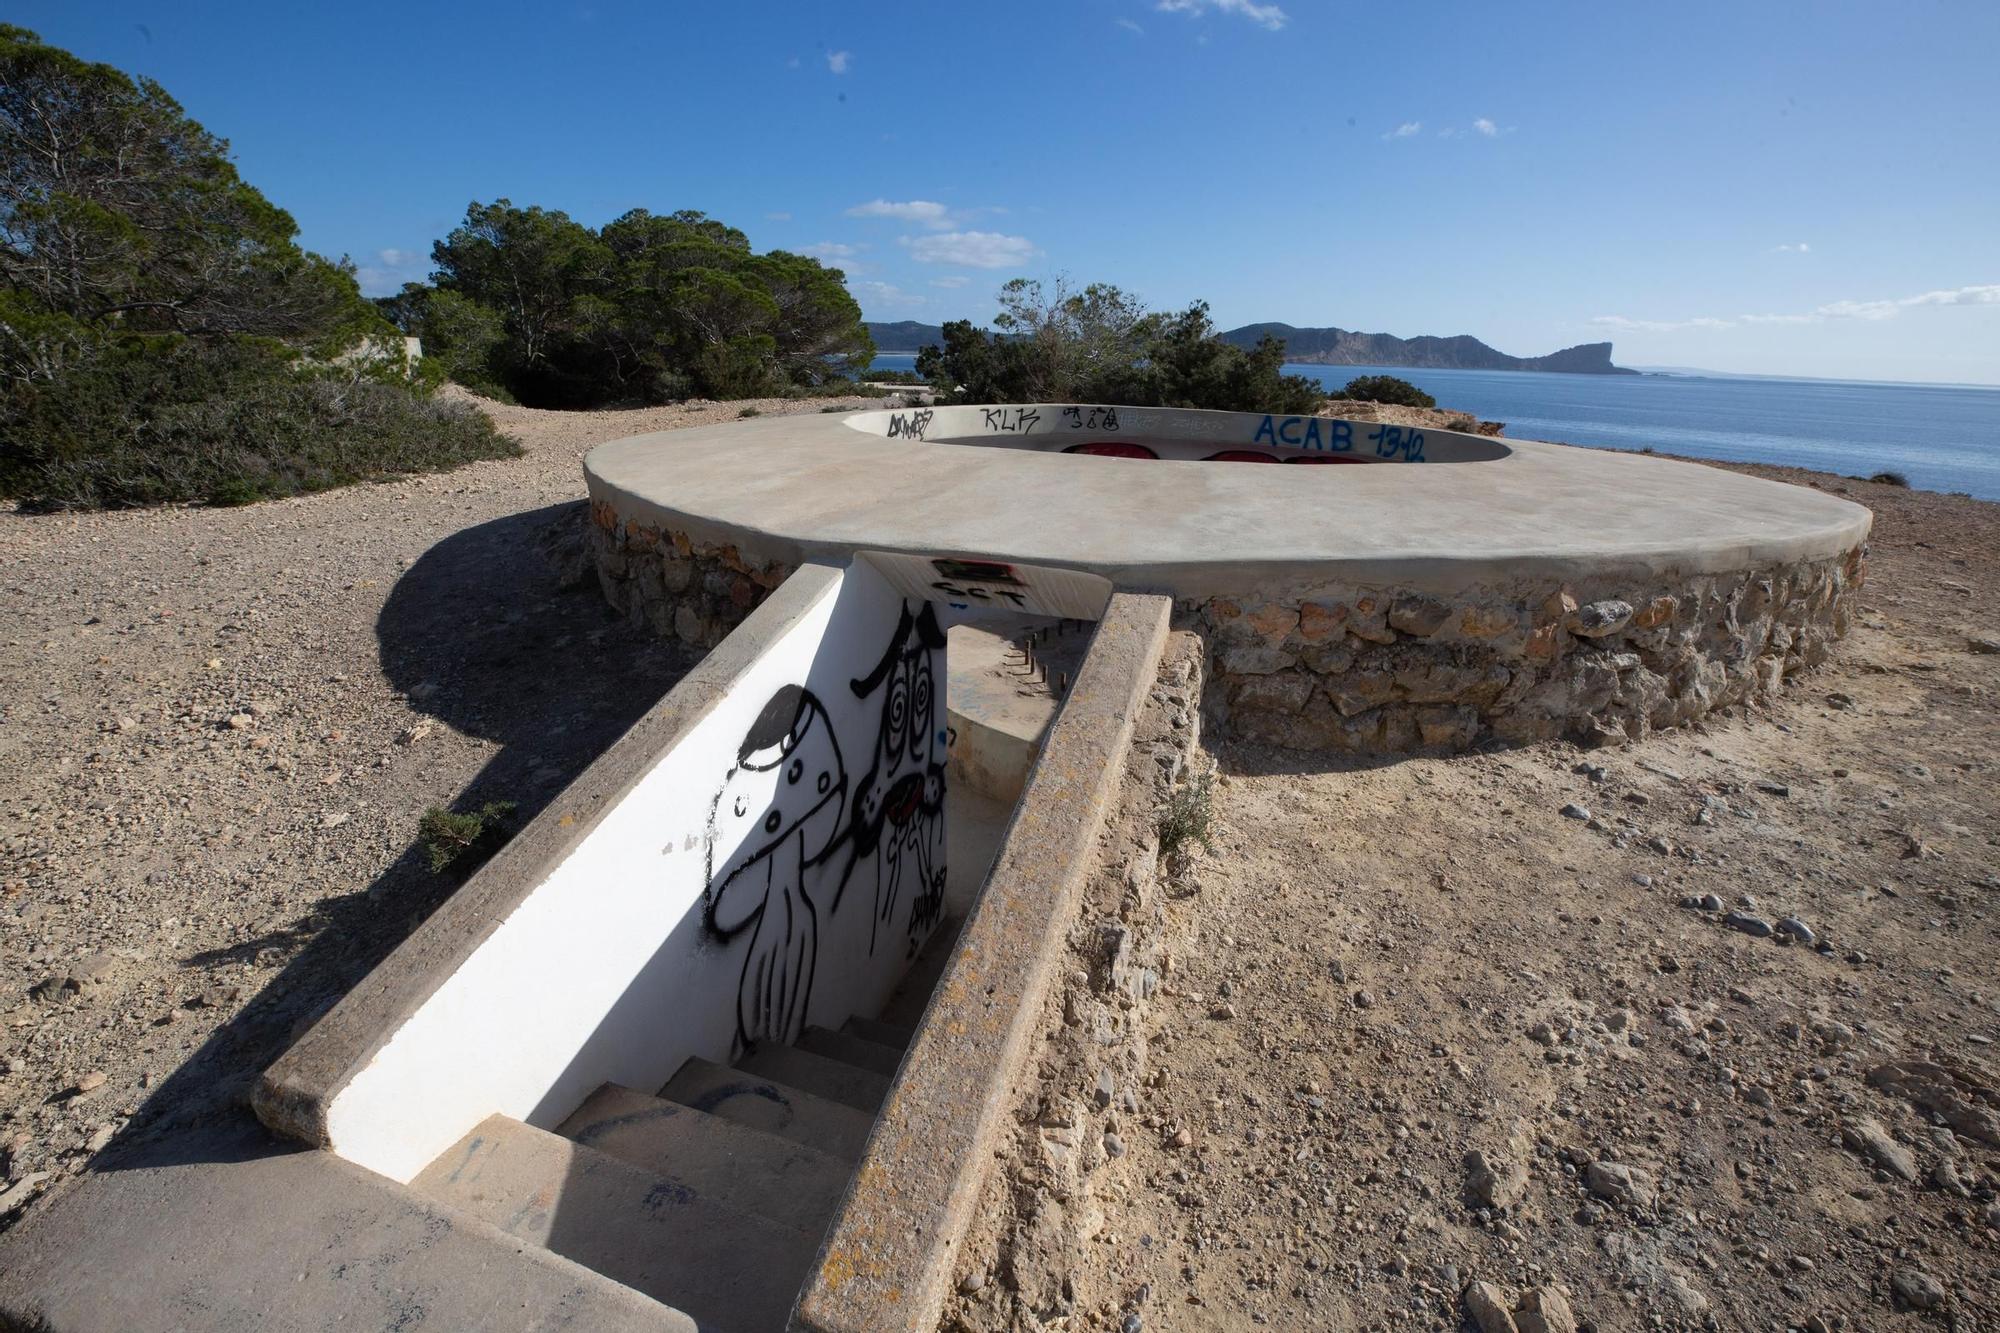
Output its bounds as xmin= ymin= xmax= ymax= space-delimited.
xmin=917 ymin=282 xmax=1324 ymax=415
xmin=0 ymin=27 xmax=520 ymax=511
xmin=418 ymin=800 xmax=518 ymax=874
xmin=1158 ymin=771 xmax=1216 ymax=859
xmin=0 ymin=334 xmax=520 ymax=510
xmin=1338 ymin=375 xmax=1435 ymax=409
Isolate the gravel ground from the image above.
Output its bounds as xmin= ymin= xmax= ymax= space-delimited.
xmin=2 ymin=399 xmax=1995 ymax=1333
xmin=949 ymin=472 xmax=2000 ymax=1332
xmin=0 ymin=390 xmax=879 ymax=1225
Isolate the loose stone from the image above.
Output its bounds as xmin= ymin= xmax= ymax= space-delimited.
xmin=1890 ymin=1269 xmax=1946 ymax=1311
xmin=1724 ymin=911 xmax=1775 ymax=938
xmin=1776 ymin=916 xmax=1816 ymax=944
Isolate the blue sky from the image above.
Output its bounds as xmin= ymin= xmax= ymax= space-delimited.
xmin=18 ymin=0 xmax=2000 ymax=383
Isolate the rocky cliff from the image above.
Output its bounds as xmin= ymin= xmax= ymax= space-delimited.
xmin=1218 ymin=324 xmax=1635 ymax=374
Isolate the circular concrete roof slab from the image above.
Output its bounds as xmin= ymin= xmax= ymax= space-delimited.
xmin=584 ymin=404 xmax=1872 ymax=599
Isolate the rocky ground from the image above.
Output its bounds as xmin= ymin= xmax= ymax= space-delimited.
xmin=0 ymin=389 xmax=885 ymax=1224
xmin=950 ymin=471 xmax=2000 ymax=1331
xmin=2 ymin=396 xmax=1995 ymax=1332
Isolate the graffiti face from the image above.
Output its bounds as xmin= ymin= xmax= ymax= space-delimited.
xmin=841 ymin=603 xmax=949 ymax=957
xmin=698 ymin=596 xmax=950 ymax=1055
xmin=705 ymin=686 xmax=847 ymax=1051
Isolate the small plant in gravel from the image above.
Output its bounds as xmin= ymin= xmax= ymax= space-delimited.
xmin=737 ymin=406 xmax=763 ymax=418
xmin=1158 ymin=770 xmax=1216 ymax=860
xmin=418 ymin=800 xmax=518 ymax=874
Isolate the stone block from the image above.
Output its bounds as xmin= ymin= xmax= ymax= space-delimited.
xmin=1388 ymin=594 xmax=1451 ymax=637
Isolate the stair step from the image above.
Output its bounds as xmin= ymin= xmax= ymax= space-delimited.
xmin=659 ymin=1057 xmax=876 ymax=1160
xmin=557 ymin=1083 xmax=855 ymax=1230
xmin=413 ymin=1114 xmax=819 ymax=1333
xmin=840 ymin=1015 xmax=916 ymax=1052
xmin=736 ymin=1044 xmax=892 ymax=1114
xmin=795 ymin=1025 xmax=905 ymax=1078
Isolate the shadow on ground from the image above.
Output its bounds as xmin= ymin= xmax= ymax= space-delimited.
xmin=85 ymin=501 xmax=688 ymax=1176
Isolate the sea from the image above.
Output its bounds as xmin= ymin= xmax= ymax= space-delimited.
xmin=867 ymin=355 xmax=2000 ymax=501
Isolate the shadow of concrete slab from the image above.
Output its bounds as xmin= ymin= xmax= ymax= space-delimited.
xmin=67 ymin=501 xmax=684 ymax=1182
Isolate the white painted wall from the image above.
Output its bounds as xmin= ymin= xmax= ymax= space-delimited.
xmin=326 ymin=558 xmax=951 ymax=1182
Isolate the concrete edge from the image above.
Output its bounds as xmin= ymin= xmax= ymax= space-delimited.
xmin=252 ymin=561 xmax=849 ymax=1148
xmin=789 ymin=591 xmax=1174 ymax=1333
xmin=0 ymin=1126 xmax=690 ymax=1333
xmin=582 ymin=413 xmax=1877 ymax=594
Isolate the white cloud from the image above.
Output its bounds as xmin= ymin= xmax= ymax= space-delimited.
xmin=846 ymin=198 xmax=954 ymax=229
xmin=764 ymin=211 xmax=792 ymax=222
xmin=1117 ymin=16 xmax=1145 ymax=33
xmin=1383 ymin=121 xmax=1422 ymax=140
xmin=902 ymin=230 xmax=1040 ymax=269
xmin=928 ymin=275 xmax=970 ymax=289
xmin=852 ymin=280 xmax=924 ymax=309
xmin=1156 ymin=0 xmax=1288 ymax=30
xmin=354 ymin=247 xmax=430 ymax=296
xmin=826 ymin=49 xmax=851 ymax=74
xmin=1772 ymin=242 xmax=1811 ymax=254
xmin=1473 ymin=117 xmax=1498 ymax=137
xmin=1592 ymin=284 xmax=2000 ymax=333
xmin=800 ymin=241 xmax=859 ymax=259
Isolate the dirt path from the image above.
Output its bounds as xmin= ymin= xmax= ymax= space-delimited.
xmin=950 ymin=472 xmax=2000 ymax=1331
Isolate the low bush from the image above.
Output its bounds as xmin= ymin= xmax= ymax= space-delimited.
xmin=0 ymin=332 xmax=519 ymax=510
xmin=1338 ymin=375 xmax=1435 ymax=409
xmin=1158 ymin=770 xmax=1216 ymax=859
xmin=418 ymin=800 xmax=518 ymax=874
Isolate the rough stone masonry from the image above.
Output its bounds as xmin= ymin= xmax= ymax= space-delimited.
xmin=590 ymin=501 xmax=1864 ymax=753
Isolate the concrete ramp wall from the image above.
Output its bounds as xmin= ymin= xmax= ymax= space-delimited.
xmin=260 ymin=558 xmax=952 ymax=1183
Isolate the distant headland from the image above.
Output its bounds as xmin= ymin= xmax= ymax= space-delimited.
xmin=864 ymin=320 xmax=1636 ymax=376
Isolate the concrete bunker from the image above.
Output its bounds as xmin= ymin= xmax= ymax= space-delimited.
xmin=6 ymin=403 xmax=1872 ymax=1333
xmin=586 ymin=401 xmax=1871 ymax=753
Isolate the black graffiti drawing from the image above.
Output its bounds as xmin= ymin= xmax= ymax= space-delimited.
xmin=982 ymin=406 xmax=1042 ymax=434
xmin=831 ymin=601 xmax=949 ymax=958
xmin=704 ymin=685 xmax=848 ymax=1052
xmin=886 ymin=409 xmax=933 ymax=440
xmin=1060 ymin=405 xmax=1120 ymax=430
xmin=931 ymin=579 xmax=1026 ymax=607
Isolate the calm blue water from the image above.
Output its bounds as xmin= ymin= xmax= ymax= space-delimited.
xmin=868 ymin=354 xmax=2000 ymax=500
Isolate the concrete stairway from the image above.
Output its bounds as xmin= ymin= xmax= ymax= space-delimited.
xmin=410 ymin=1015 xmax=912 ymax=1333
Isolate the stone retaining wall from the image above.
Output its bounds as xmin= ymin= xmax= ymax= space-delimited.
xmin=588 ymin=501 xmax=795 ymax=651
xmin=1196 ymin=545 xmax=1866 ymax=752
xmin=587 ymin=504 xmax=1865 ymax=753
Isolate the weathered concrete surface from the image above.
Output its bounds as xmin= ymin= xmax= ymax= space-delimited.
xmin=0 ymin=1122 xmax=689 ymax=1333
xmin=945 ymin=622 xmax=1066 ymax=802
xmin=790 ymin=591 xmax=1172 ymax=1333
xmin=585 ymin=408 xmax=1871 ymax=750
xmin=584 ymin=407 xmax=1871 ymax=597
xmin=414 ymin=1114 xmax=816 ymax=1333
xmin=253 ymin=565 xmax=846 ymax=1153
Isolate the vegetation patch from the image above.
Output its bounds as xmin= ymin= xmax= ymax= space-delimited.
xmin=0 ymin=26 xmax=516 ymax=511
xmin=418 ymin=800 xmax=519 ymax=875
xmin=1337 ymin=374 xmax=1436 ymax=409
xmin=916 ymin=279 xmax=1327 ymax=415
xmin=377 ymin=201 xmax=872 ymax=407
xmin=1158 ymin=770 xmax=1217 ymax=860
